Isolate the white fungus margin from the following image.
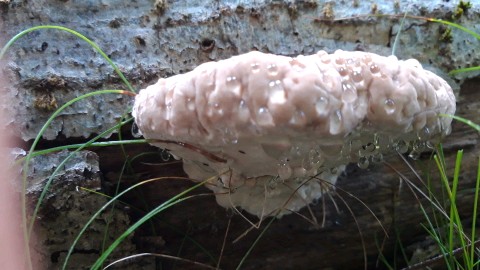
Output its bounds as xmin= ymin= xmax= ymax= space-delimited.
xmin=132 ymin=50 xmax=456 ymax=217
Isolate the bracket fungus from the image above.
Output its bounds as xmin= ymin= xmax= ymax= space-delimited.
xmin=132 ymin=50 xmax=456 ymax=217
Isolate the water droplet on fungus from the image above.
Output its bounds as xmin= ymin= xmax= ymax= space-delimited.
xmin=267 ymin=64 xmax=279 ymax=76
xmin=269 ymin=80 xmax=286 ymax=104
xmin=342 ymin=82 xmax=357 ymax=103
xmin=357 ymin=156 xmax=369 ymax=169
xmin=384 ymin=98 xmax=396 ymax=114
xmin=315 ymin=96 xmax=329 ymax=115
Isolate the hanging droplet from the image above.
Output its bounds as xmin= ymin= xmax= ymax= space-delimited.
xmin=394 ymin=140 xmax=409 ymax=154
xmin=315 ymin=96 xmax=329 ymax=116
xmin=160 ymin=150 xmax=172 ymax=161
xmin=342 ymin=82 xmax=357 ymax=103
xmin=363 ymin=142 xmax=376 ymax=152
xmin=186 ymin=98 xmax=195 ymax=111
xmin=257 ymin=107 xmax=274 ymax=126
xmin=269 ymin=80 xmax=287 ymax=104
xmin=221 ymin=127 xmax=238 ymax=144
xmin=238 ymin=100 xmax=249 ymax=122
xmin=131 ymin=122 xmax=143 ymax=138
xmin=417 ymin=126 xmax=431 ymax=140
xmin=277 ymin=163 xmax=292 ymax=180
xmin=289 ymin=110 xmax=307 ymax=126
xmin=213 ymin=103 xmax=223 ymax=115
xmin=302 ymin=158 xmax=313 ymax=171
xmin=309 ymin=149 xmax=323 ymax=164
xmin=384 ymin=98 xmax=396 ymax=114
xmin=329 ymin=110 xmax=342 ymax=135
xmin=357 ymin=156 xmax=369 ymax=169
xmin=408 ymin=150 xmax=421 ymax=160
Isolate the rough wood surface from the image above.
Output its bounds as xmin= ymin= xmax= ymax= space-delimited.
xmin=1 ymin=0 xmax=479 ymax=269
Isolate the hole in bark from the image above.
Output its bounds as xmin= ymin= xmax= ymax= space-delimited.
xmin=200 ymin=39 xmax=215 ymax=52
xmin=134 ymin=36 xmax=146 ymax=46
xmin=41 ymin=42 xmax=48 ymax=52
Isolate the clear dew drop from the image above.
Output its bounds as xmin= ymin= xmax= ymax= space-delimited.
xmin=412 ymin=140 xmax=427 ymax=152
xmin=302 ymin=158 xmax=313 ymax=171
xmin=269 ymin=80 xmax=287 ymax=104
xmin=186 ymin=98 xmax=195 ymax=111
xmin=384 ymin=98 xmax=396 ymax=114
xmin=213 ymin=103 xmax=224 ymax=115
xmin=267 ymin=64 xmax=279 ymax=76
xmin=394 ymin=140 xmax=409 ymax=154
xmin=251 ymin=63 xmax=260 ymax=73
xmin=222 ymin=128 xmax=238 ymax=144
xmin=443 ymin=125 xmax=452 ymax=136
xmin=363 ymin=142 xmax=376 ymax=152
xmin=315 ymin=96 xmax=329 ymax=115
xmin=338 ymin=66 xmax=348 ymax=76
xmin=277 ymin=163 xmax=292 ymax=180
xmin=329 ymin=110 xmax=342 ymax=135
xmin=309 ymin=149 xmax=323 ymax=164
xmin=370 ymin=63 xmax=380 ymax=74
xmin=160 ymin=150 xmax=172 ymax=161
xmin=238 ymin=100 xmax=250 ymax=122
xmin=257 ymin=107 xmax=274 ymax=126
xmin=408 ymin=150 xmax=421 ymax=160
xmin=357 ymin=156 xmax=369 ymax=169
xmin=342 ymin=82 xmax=357 ymax=103
xmin=226 ymin=76 xmax=241 ymax=96
xmin=289 ymin=110 xmax=307 ymax=126
xmin=131 ymin=122 xmax=143 ymax=138
xmin=417 ymin=126 xmax=431 ymax=140
xmin=352 ymin=70 xmax=363 ymax=82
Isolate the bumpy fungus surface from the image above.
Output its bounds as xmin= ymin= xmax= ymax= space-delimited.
xmin=132 ymin=50 xmax=456 ymax=217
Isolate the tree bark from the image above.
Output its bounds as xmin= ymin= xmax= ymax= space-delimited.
xmin=1 ymin=0 xmax=479 ymax=269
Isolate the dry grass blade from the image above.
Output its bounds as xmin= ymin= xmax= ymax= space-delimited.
xmin=216 ymin=216 xmax=231 ymax=269
xmin=102 ymin=253 xmax=218 ymax=269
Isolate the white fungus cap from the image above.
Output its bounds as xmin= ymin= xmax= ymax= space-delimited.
xmin=132 ymin=50 xmax=456 ymax=217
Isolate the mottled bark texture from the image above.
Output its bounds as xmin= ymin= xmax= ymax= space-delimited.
xmin=1 ymin=0 xmax=479 ymax=269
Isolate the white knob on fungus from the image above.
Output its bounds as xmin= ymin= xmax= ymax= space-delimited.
xmin=132 ymin=50 xmax=456 ymax=217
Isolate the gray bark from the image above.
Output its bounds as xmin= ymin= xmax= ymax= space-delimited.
xmin=1 ymin=0 xmax=479 ymax=269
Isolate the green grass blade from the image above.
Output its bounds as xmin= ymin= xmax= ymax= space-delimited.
xmin=27 ymin=139 xmax=147 ymax=158
xmin=28 ymin=117 xmax=134 ymax=237
xmin=428 ymin=19 xmax=480 ymax=41
xmin=440 ymin=114 xmax=480 ymax=132
xmin=89 ymin=178 xmax=210 ymax=270
xmin=61 ymin=177 xmax=180 ymax=269
xmin=391 ymin=12 xmax=408 ymax=56
xmin=470 ymin=157 xmax=480 ymax=268
xmin=23 ymin=90 xmax=133 ymax=238
xmin=0 ymin=25 xmax=135 ymax=93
